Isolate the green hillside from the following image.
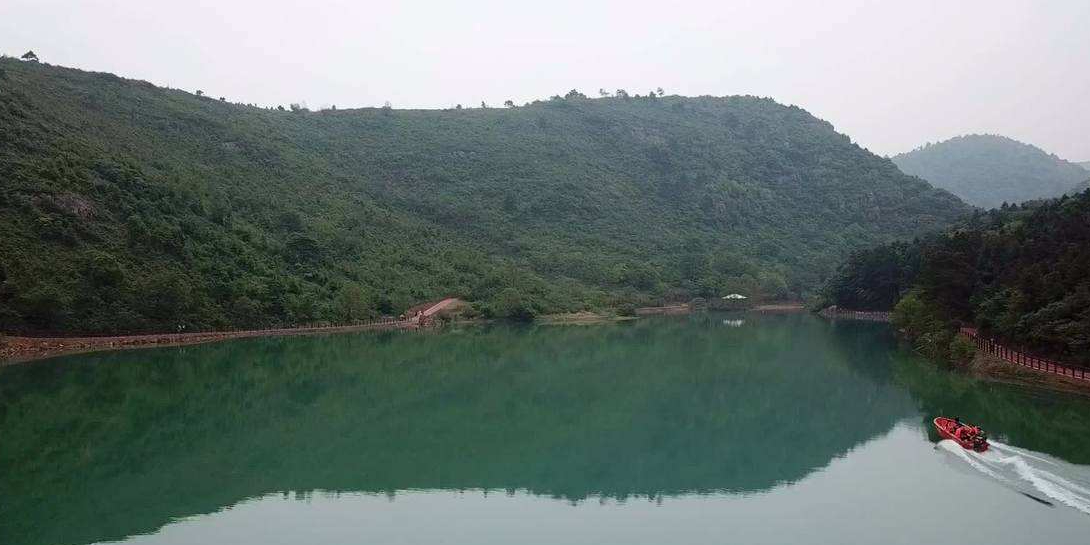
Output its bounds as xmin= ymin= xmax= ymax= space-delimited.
xmin=824 ymin=190 xmax=1090 ymax=364
xmin=891 ymin=134 xmax=1088 ymax=209
xmin=0 ymin=58 xmax=967 ymax=334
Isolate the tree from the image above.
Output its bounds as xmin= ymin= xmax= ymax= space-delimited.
xmin=615 ymin=89 xmax=630 ymax=99
xmin=0 ymin=62 xmax=971 ymax=335
xmin=599 ymin=88 xmax=611 ymax=97
xmin=195 ymin=90 xmax=204 ymax=97
xmin=481 ymin=101 xmax=489 ymax=108
xmin=14 ymin=284 xmax=72 ymax=330
xmin=285 ymin=233 xmax=323 ymax=266
xmin=503 ymin=100 xmax=515 ymax=108
xmin=489 ymin=288 xmax=537 ymax=322
xmin=21 ymin=50 xmax=39 ymax=62
xmin=656 ymin=87 xmax=664 ymax=96
xmin=334 ymin=283 xmax=373 ymax=322
xmin=85 ymin=251 xmax=125 ymax=288
xmin=564 ymin=89 xmax=587 ymax=99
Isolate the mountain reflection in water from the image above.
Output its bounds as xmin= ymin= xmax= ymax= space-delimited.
xmin=2 ymin=314 xmax=1086 ymax=545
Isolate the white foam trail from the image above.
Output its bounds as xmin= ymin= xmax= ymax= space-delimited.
xmin=988 ymin=441 xmax=1058 ymax=466
xmin=938 ymin=440 xmax=1005 ymax=481
xmin=939 ymin=439 xmax=1090 ymax=515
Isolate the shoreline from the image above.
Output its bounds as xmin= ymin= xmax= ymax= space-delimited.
xmin=0 ymin=320 xmax=416 ymax=366
xmin=751 ymin=303 xmax=807 ymax=313
xmin=817 ymin=307 xmax=892 ymax=321
xmin=968 ymin=352 xmax=1090 ymax=396
xmin=635 ymin=304 xmax=691 ymax=316
xmin=0 ymin=302 xmax=821 ymax=365
xmin=537 ymin=311 xmax=638 ymax=325
xmin=634 ymin=302 xmax=808 ymax=316
xmin=0 ymin=298 xmax=466 ymax=366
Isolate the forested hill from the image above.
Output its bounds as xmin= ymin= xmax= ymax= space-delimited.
xmin=824 ymin=190 xmax=1090 ymax=364
xmin=1076 ymin=162 xmax=1090 ymax=192
xmin=0 ymin=58 xmax=966 ymax=334
xmin=891 ymin=134 xmax=1088 ymax=209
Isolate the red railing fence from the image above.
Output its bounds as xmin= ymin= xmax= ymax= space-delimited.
xmin=959 ymin=328 xmax=1089 ymax=382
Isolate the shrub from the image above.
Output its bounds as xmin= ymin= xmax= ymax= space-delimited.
xmin=892 ymin=291 xmax=933 ymax=337
xmin=948 ymin=335 xmax=977 ymax=366
xmin=915 ymin=329 xmax=953 ymax=362
xmin=893 ymin=290 xmax=966 ymax=364
xmin=333 ymin=283 xmax=374 ymax=323
xmin=489 ymin=288 xmax=537 ymax=322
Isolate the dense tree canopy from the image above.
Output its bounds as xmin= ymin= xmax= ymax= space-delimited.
xmin=0 ymin=58 xmax=966 ymax=334
xmin=892 ymin=134 xmax=1088 ymax=209
xmin=824 ymin=191 xmax=1090 ymax=363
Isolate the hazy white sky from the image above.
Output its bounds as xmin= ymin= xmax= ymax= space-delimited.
xmin=3 ymin=0 xmax=1088 ymax=159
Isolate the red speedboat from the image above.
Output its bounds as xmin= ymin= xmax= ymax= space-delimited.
xmin=934 ymin=417 xmax=989 ymax=452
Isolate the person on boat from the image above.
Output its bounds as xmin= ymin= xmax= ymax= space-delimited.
xmin=955 ymin=424 xmax=977 ymax=443
xmin=950 ymin=417 xmax=963 ymax=438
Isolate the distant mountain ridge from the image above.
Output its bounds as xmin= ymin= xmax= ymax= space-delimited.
xmin=0 ymin=58 xmax=967 ymax=334
xmin=891 ymin=134 xmax=1088 ymax=209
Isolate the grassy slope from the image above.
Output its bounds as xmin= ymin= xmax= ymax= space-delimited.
xmin=892 ymin=134 xmax=1089 ymax=209
xmin=0 ymin=58 xmax=967 ymax=333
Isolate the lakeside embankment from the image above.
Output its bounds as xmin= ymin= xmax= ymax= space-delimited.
xmin=0 ymin=319 xmax=416 ymax=365
xmin=538 ymin=302 xmax=807 ymax=324
xmin=823 ymin=307 xmax=1089 ymax=392
xmin=960 ymin=328 xmax=1089 ymax=392
xmin=1 ymin=300 xmax=810 ymax=364
xmin=636 ymin=302 xmax=807 ymax=316
xmin=969 ymin=352 xmax=1090 ymax=397
xmin=0 ymin=298 xmax=464 ymax=365
xmin=537 ymin=312 xmax=639 ymax=325
xmin=817 ymin=307 xmax=891 ymax=321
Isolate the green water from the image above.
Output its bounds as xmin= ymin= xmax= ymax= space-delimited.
xmin=2 ymin=313 xmax=1089 ymax=545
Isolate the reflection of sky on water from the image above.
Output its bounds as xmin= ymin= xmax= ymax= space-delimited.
xmin=6 ymin=313 xmax=1090 ymax=545
xmin=112 ymin=424 xmax=1090 ymax=545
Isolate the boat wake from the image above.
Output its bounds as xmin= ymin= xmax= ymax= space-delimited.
xmin=938 ymin=439 xmax=1090 ymax=515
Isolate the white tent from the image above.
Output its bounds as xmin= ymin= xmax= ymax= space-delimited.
xmin=722 ymin=294 xmax=748 ymax=300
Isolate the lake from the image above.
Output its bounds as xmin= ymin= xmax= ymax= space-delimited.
xmin=2 ymin=313 xmax=1089 ymax=545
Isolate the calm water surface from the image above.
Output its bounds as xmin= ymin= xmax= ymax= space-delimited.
xmin=2 ymin=313 xmax=1089 ymax=544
